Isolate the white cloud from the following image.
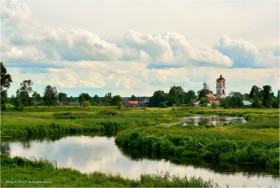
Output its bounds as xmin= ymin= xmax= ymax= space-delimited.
xmin=1 ymin=1 xmax=278 ymax=97
xmin=215 ymin=36 xmax=278 ymax=68
xmin=122 ymin=31 xmax=233 ymax=68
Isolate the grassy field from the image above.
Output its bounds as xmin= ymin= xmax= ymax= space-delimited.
xmin=1 ymin=106 xmax=184 ymax=139
xmin=1 ymin=106 xmax=279 ymax=186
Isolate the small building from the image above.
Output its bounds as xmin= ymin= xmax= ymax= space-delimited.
xmin=243 ymin=100 xmax=252 ymax=106
xmin=127 ymin=100 xmax=139 ymax=107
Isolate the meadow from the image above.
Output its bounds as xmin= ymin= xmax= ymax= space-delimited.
xmin=1 ymin=106 xmax=279 ymax=186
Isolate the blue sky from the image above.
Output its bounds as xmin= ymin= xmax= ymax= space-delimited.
xmin=1 ymin=0 xmax=279 ymax=97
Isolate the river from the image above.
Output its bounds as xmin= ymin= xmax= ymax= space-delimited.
xmin=3 ymin=136 xmax=279 ymax=187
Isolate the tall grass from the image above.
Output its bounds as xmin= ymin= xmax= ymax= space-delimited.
xmin=115 ymin=123 xmax=279 ymax=170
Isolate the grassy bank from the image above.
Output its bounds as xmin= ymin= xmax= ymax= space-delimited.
xmin=1 ymin=154 xmax=217 ymax=187
xmin=116 ymin=124 xmax=279 ymax=170
xmin=1 ymin=106 xmax=183 ymax=139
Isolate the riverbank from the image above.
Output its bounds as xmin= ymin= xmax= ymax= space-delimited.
xmin=1 ymin=154 xmax=217 ymax=187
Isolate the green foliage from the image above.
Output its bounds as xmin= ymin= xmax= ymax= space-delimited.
xmin=130 ymin=94 xmax=137 ymax=101
xmin=78 ymin=93 xmax=91 ymax=105
xmin=167 ymin=85 xmax=185 ymax=106
xmin=159 ymin=102 xmax=167 ymax=108
xmin=199 ymin=97 xmax=209 ymax=106
xmin=0 ymin=62 xmax=13 ymax=91
xmin=227 ymin=92 xmax=244 ymax=108
xmin=92 ymin=94 xmax=100 ymax=105
xmin=111 ymin=95 xmax=123 ymax=106
xmin=252 ymin=96 xmax=262 ymax=108
xmin=116 ymin=111 xmax=279 ymax=169
xmin=82 ymin=100 xmax=91 ymax=107
xmin=249 ymin=85 xmax=262 ymax=99
xmin=102 ymin=92 xmax=112 ymax=106
xmin=211 ymin=102 xmax=218 ymax=109
xmin=183 ymin=90 xmax=196 ymax=106
xmin=1 ymin=62 xmax=13 ymax=110
xmin=43 ymin=85 xmax=58 ymax=106
xmin=198 ymin=89 xmax=207 ymax=101
xmin=149 ymin=90 xmax=167 ymax=107
xmin=32 ymin=91 xmax=42 ymax=106
xmin=58 ymin=92 xmax=68 ymax=104
xmin=1 ymin=90 xmax=8 ymax=110
xmin=262 ymin=85 xmax=273 ymax=107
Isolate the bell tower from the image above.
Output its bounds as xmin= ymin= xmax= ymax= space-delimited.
xmin=216 ymin=75 xmax=226 ymax=99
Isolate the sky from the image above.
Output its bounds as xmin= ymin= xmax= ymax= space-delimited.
xmin=1 ymin=0 xmax=279 ymax=97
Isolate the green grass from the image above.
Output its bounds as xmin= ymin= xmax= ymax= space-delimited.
xmin=1 ymin=154 xmax=217 ymax=187
xmin=1 ymin=106 xmax=187 ymax=139
xmin=115 ymin=123 xmax=279 ymax=170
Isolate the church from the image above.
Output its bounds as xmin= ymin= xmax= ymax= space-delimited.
xmin=196 ymin=75 xmax=226 ymax=104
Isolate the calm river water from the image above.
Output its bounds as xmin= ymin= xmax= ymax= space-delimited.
xmin=4 ymin=136 xmax=279 ymax=187
xmin=179 ymin=115 xmax=246 ymax=126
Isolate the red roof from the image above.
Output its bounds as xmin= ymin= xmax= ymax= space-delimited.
xmin=128 ymin=101 xmax=139 ymax=105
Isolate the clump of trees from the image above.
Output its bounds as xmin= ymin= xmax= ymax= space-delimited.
xmin=149 ymin=86 xmax=196 ymax=107
xmin=43 ymin=85 xmax=58 ymax=106
xmin=1 ymin=62 xmax=13 ymax=110
xmin=220 ymin=85 xmax=279 ymax=108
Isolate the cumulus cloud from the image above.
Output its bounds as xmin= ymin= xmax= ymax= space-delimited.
xmin=215 ymin=36 xmax=278 ymax=68
xmin=1 ymin=1 xmax=123 ymax=63
xmin=122 ymin=30 xmax=233 ymax=68
xmin=1 ymin=1 xmax=278 ymax=97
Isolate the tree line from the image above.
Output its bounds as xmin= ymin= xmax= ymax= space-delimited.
xmin=1 ymin=62 xmax=279 ymax=110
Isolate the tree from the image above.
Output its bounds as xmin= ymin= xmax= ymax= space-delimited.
xmin=199 ymin=97 xmax=209 ymax=107
xmin=183 ymin=90 xmax=196 ymax=106
xmin=198 ymin=89 xmax=207 ymax=100
xmin=111 ymin=95 xmax=123 ymax=106
xmin=92 ymin=94 xmax=100 ymax=105
xmin=1 ymin=62 xmax=13 ymax=110
xmin=102 ymin=92 xmax=112 ymax=106
xmin=58 ymin=92 xmax=68 ymax=104
xmin=252 ymin=96 xmax=262 ymax=108
xmin=78 ymin=93 xmax=91 ymax=107
xmin=227 ymin=92 xmax=243 ymax=108
xmin=43 ymin=85 xmax=58 ymax=106
xmin=167 ymin=86 xmax=185 ymax=106
xmin=32 ymin=91 xmax=42 ymax=106
xmin=149 ymin=90 xmax=167 ymax=107
xmin=262 ymin=85 xmax=273 ymax=108
xmin=130 ymin=94 xmax=137 ymax=101
xmin=249 ymin=85 xmax=262 ymax=99
xmin=16 ymin=80 xmax=33 ymax=106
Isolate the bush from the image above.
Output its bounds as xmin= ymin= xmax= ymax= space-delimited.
xmin=159 ymin=102 xmax=167 ymax=108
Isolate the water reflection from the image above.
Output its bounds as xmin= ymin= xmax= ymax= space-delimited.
xmin=5 ymin=136 xmax=279 ymax=187
xmin=179 ymin=115 xmax=246 ymax=126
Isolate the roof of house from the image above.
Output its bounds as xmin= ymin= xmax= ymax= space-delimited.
xmin=243 ymin=100 xmax=252 ymax=106
xmin=128 ymin=101 xmax=139 ymax=105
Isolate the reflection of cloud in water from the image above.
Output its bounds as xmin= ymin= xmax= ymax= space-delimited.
xmin=8 ymin=136 xmax=279 ymax=187
xmin=180 ymin=115 xmax=246 ymax=126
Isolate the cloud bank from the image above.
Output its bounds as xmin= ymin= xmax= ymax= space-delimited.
xmin=1 ymin=1 xmax=279 ymax=96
